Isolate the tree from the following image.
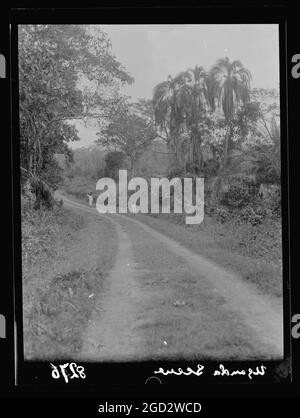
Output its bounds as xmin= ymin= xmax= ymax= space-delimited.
xmin=65 ymin=147 xmax=106 ymax=180
xmin=153 ymin=66 xmax=217 ymax=173
xmin=152 ymin=75 xmax=184 ymax=167
xmin=19 ymin=24 xmax=133 ymax=207
xmin=211 ymin=57 xmax=251 ymax=169
xmin=228 ymin=88 xmax=280 ymax=183
xmin=250 ymin=88 xmax=280 ymax=142
xmin=239 ymin=116 xmax=281 ymax=185
xmin=104 ymin=151 xmax=126 ymax=180
xmin=97 ymin=101 xmax=156 ymax=177
xmin=173 ymin=65 xmax=216 ymax=172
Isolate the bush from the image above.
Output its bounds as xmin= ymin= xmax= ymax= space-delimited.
xmin=261 ymin=185 xmax=281 ymax=217
xmin=239 ymin=206 xmax=263 ymax=226
xmin=167 ymin=166 xmax=186 ymax=179
xmin=215 ymin=206 xmax=231 ymax=223
xmin=204 ymin=197 xmax=216 ymax=216
xmin=220 ymin=178 xmax=257 ymax=209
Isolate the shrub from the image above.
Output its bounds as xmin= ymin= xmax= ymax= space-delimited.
xmin=220 ymin=179 xmax=256 ymax=209
xmin=215 ymin=206 xmax=231 ymax=223
xmin=239 ymin=206 xmax=263 ymax=226
xmin=262 ymin=185 xmax=281 ymax=216
xmin=204 ymin=199 xmax=215 ymax=216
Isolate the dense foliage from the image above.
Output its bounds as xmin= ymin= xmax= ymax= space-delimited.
xmin=150 ymin=59 xmax=281 ymax=221
xmin=97 ymin=99 xmax=157 ymax=176
xmin=19 ymin=24 xmax=133 ymax=207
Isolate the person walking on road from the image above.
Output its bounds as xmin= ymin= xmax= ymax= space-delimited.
xmin=87 ymin=192 xmax=94 ymax=207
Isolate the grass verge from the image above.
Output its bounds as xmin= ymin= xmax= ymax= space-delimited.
xmin=134 ymin=213 xmax=282 ymax=299
xmin=22 ymin=203 xmax=117 ymax=360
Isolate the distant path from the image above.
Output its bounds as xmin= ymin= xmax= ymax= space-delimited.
xmin=59 ymin=193 xmax=283 ymax=360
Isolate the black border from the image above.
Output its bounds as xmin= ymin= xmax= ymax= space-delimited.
xmin=1 ymin=0 xmax=299 ymax=403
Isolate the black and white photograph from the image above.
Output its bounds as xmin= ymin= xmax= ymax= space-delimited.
xmin=19 ymin=23 xmax=284 ymax=368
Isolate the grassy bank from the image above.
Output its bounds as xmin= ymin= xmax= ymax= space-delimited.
xmin=134 ymin=213 xmax=282 ymax=299
xmin=22 ymin=203 xmax=118 ymax=360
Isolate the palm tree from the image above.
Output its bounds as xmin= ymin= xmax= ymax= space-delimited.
xmin=211 ymin=57 xmax=251 ymax=170
xmin=174 ymin=65 xmax=216 ymax=173
xmin=153 ymin=66 xmax=218 ymax=173
xmin=175 ymin=66 xmax=206 ymax=171
xmin=152 ymin=75 xmax=184 ymax=167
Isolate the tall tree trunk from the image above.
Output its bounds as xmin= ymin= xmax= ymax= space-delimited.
xmin=130 ymin=157 xmax=135 ymax=178
xmin=166 ymin=139 xmax=176 ymax=166
xmin=28 ymin=152 xmax=33 ymax=175
xmin=168 ymin=128 xmax=181 ymax=169
xmin=222 ymin=121 xmax=233 ymax=170
xmin=188 ymin=130 xmax=202 ymax=173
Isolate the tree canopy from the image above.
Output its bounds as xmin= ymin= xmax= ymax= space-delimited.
xmin=97 ymin=99 xmax=157 ymax=177
xmin=19 ymin=24 xmax=133 ymax=204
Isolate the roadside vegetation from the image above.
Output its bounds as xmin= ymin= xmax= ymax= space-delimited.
xmin=19 ymin=25 xmax=130 ymax=359
xmin=135 ymin=212 xmax=282 ymax=298
xmin=22 ymin=199 xmax=117 ymax=359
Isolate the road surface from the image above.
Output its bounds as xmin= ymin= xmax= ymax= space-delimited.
xmin=59 ymin=194 xmax=284 ymax=361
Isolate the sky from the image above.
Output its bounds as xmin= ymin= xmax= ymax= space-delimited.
xmin=71 ymin=24 xmax=280 ymax=149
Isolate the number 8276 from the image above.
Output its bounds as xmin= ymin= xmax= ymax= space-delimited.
xmin=50 ymin=362 xmax=86 ymax=383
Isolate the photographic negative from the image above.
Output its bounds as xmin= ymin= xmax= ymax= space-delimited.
xmin=16 ymin=22 xmax=286 ymax=383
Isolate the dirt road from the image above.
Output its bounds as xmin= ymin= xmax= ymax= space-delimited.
xmin=60 ymin=194 xmax=284 ymax=361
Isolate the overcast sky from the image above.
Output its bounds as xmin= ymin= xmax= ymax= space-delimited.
xmin=71 ymin=24 xmax=280 ymax=149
